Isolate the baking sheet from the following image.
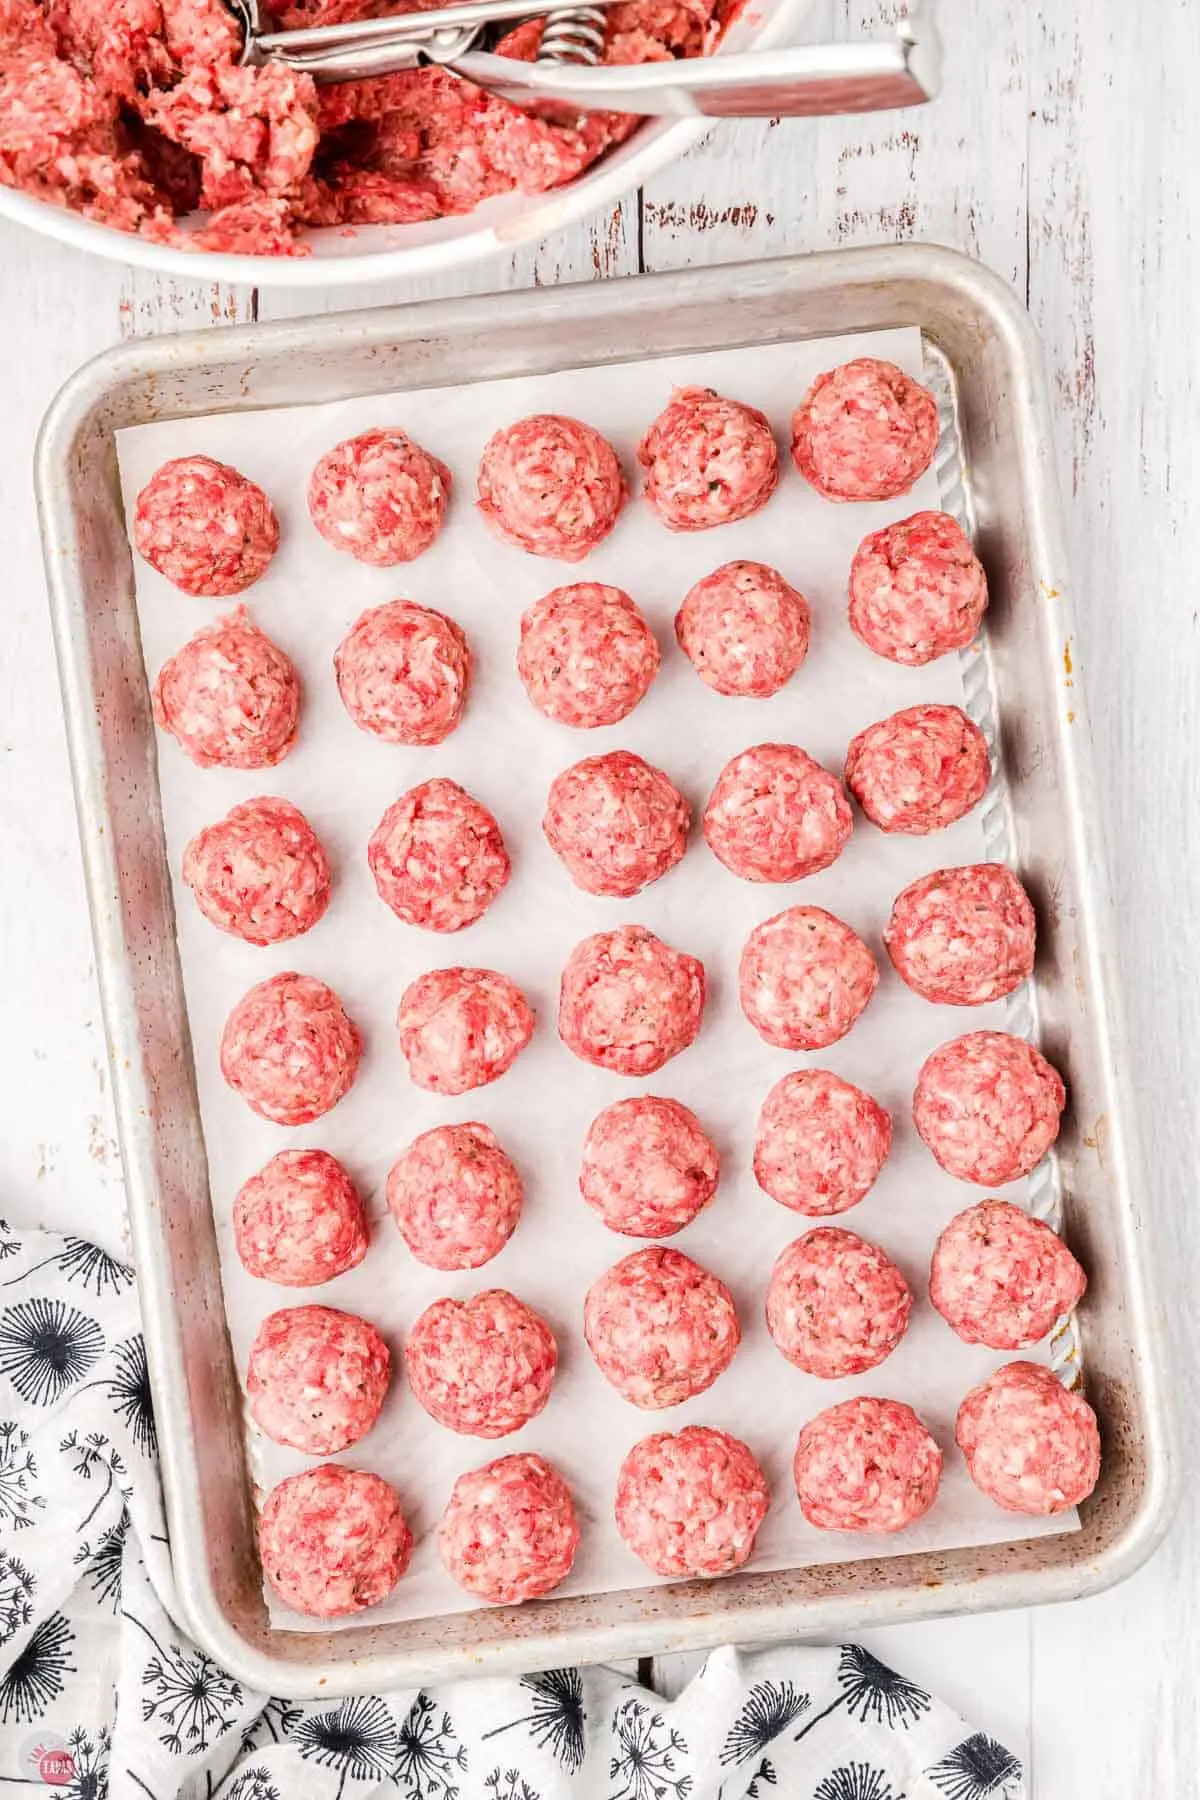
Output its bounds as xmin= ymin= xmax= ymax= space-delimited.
xmin=115 ymin=326 xmax=1077 ymax=1633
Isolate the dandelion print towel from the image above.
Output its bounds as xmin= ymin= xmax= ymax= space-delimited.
xmin=0 ymin=1220 xmax=1026 ymax=1800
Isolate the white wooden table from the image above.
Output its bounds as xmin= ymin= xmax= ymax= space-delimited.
xmin=3 ymin=2 xmax=1196 ymax=1789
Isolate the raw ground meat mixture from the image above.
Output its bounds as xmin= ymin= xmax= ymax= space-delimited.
xmin=234 ymin=1147 xmax=369 ymax=1286
xmin=791 ymin=357 xmax=939 ymax=504
xmin=558 ymin=924 xmax=705 ymax=1075
xmin=674 ymin=560 xmax=811 ymax=698
xmin=369 ymin=777 xmax=510 ymax=932
xmin=334 ymin=600 xmax=471 ymax=746
xmin=245 ymin=1302 xmax=391 ymax=1455
xmin=703 ymin=743 xmax=853 ymax=884
xmin=637 ymin=387 xmax=780 ymax=531
xmin=308 ymin=428 xmax=450 ymax=566
xmin=913 ymin=1030 xmax=1066 ymax=1187
xmin=517 ymin=583 xmax=660 ymax=729
xmin=793 ymin=1396 xmax=942 ymax=1534
xmin=845 ymin=702 xmax=991 ymax=834
xmin=738 ymin=905 xmax=878 ymax=1051
xmin=386 ymin=1121 xmax=523 ymax=1270
xmin=220 ymin=969 xmax=361 ymax=1124
xmin=396 ymin=965 xmax=534 ymax=1094
xmin=437 ymin=1452 xmax=579 ymax=1604
xmin=765 ymin=1228 xmax=912 ymax=1380
xmin=543 ymin=750 xmax=690 ymax=898
xmin=258 ymin=1464 xmax=412 ymax=1619
xmin=182 ymin=795 xmax=331 ymax=944
xmin=579 ymin=1094 xmax=719 ymax=1238
xmin=134 ymin=455 xmax=278 ymax=595
xmin=0 ymin=1 xmax=735 ymax=255
xmin=152 ymin=606 xmax=300 ymax=769
xmin=614 ymin=1425 xmax=769 ymax=1578
xmin=404 ymin=1288 xmax=557 ymax=1438
xmin=930 ymin=1199 xmax=1086 ymax=1349
xmin=477 ymin=413 xmax=627 ymax=561
xmin=956 ymin=1360 xmax=1100 ymax=1515
xmin=849 ymin=511 xmax=989 ymax=666
xmin=754 ymin=1068 xmax=892 ymax=1216
xmin=584 ymin=1244 xmax=740 ymax=1409
xmin=885 ymin=863 xmax=1037 ymax=1006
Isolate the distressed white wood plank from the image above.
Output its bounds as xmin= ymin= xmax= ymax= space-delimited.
xmin=116 ymin=267 xmax=254 ymax=337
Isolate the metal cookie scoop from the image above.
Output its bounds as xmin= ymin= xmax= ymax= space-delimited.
xmin=228 ymin=0 xmax=942 ymax=118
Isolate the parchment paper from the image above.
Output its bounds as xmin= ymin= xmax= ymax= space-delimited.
xmin=116 ymin=326 xmax=1076 ymax=1632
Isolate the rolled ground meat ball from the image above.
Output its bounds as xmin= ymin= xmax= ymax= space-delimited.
xmin=307 ymin=428 xmax=450 ymax=566
xmin=703 ymin=744 xmax=853 ymax=884
xmin=579 ymin=1095 xmax=719 ymax=1238
xmin=585 ymin=1246 xmax=739 ymax=1409
xmin=396 ymin=966 xmax=534 ymax=1095
xmin=386 ymin=1123 xmax=522 ymax=1271
xmin=134 ymin=455 xmax=279 ymax=597
xmin=517 ymin=584 xmax=659 ymax=729
xmin=913 ymin=1031 xmax=1066 ymax=1186
xmin=220 ymin=972 xmax=361 ymax=1125
xmin=754 ymin=1069 xmax=892 ymax=1216
xmin=739 ymin=906 xmax=878 ymax=1051
xmin=793 ymin=1396 xmax=942 ymax=1533
xmin=152 ymin=607 xmax=299 ymax=770
xmin=638 ymin=387 xmax=779 ymax=532
xmin=259 ymin=1464 xmax=412 ymax=1619
xmin=849 ymin=511 xmax=988 ymax=666
xmin=615 ymin=1425 xmax=770 ymax=1577
xmin=845 ymin=703 xmax=991 ymax=834
xmin=674 ymin=560 xmax=811 ymax=698
xmin=437 ymin=1452 xmax=579 ymax=1604
xmin=405 ymin=1289 xmax=557 ymax=1437
xmin=369 ymin=779 xmax=510 ymax=932
xmin=956 ymin=1360 xmax=1100 ymax=1514
xmin=791 ymin=357 xmax=939 ymax=503
xmin=931 ymin=1200 xmax=1086 ymax=1349
xmin=182 ymin=796 xmax=331 ymax=946
xmin=334 ymin=600 xmax=471 ymax=746
xmin=234 ymin=1149 xmax=369 ymax=1287
xmin=246 ymin=1304 xmax=390 ymax=1455
xmin=543 ymin=752 xmax=690 ymax=898
xmin=885 ymin=864 xmax=1036 ymax=1006
xmin=766 ymin=1228 xmax=912 ymax=1379
xmin=477 ymin=413 xmax=627 ymax=561
xmin=558 ymin=925 xmax=705 ymax=1076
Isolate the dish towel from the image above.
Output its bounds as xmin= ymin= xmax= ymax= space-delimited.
xmin=0 ymin=1219 xmax=1025 ymax=1800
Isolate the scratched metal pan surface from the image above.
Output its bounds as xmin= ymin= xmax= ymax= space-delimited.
xmin=35 ymin=245 xmax=1175 ymax=1698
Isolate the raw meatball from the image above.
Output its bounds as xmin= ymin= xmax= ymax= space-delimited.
xmin=307 ymin=428 xmax=450 ymax=566
xmin=791 ymin=357 xmax=938 ymax=503
xmin=885 ymin=864 xmax=1036 ymax=1006
xmin=765 ymin=1228 xmax=912 ymax=1379
xmin=615 ymin=1426 xmax=769 ymax=1577
xmin=259 ymin=1464 xmax=412 ymax=1619
xmin=387 ymin=1123 xmax=522 ymax=1271
xmin=674 ymin=560 xmax=811 ymax=698
xmin=134 ymin=455 xmax=279 ymax=597
xmin=849 ymin=511 xmax=988 ymax=666
xmin=182 ymin=796 xmax=331 ymax=946
xmin=543 ymin=752 xmax=690 ymax=898
xmin=579 ymin=1096 xmax=719 ymax=1238
xmin=334 ymin=600 xmax=471 ymax=746
xmin=793 ymin=1397 xmax=942 ymax=1533
xmin=437 ymin=1452 xmax=579 ymax=1604
xmin=703 ymin=744 xmax=853 ymax=884
xmin=220 ymin=972 xmax=361 ymax=1125
xmin=845 ymin=703 xmax=991 ymax=834
xmin=931 ymin=1200 xmax=1086 ymax=1348
xmin=234 ymin=1149 xmax=369 ymax=1287
xmin=369 ymin=779 xmax=510 ymax=932
xmin=405 ymin=1290 xmax=557 ymax=1437
xmin=517 ymin=583 xmax=659 ymax=728
xmin=913 ymin=1031 xmax=1066 ymax=1186
xmin=246 ymin=1304 xmax=390 ymax=1455
xmin=558 ymin=925 xmax=705 ymax=1075
xmin=956 ymin=1360 xmax=1100 ymax=1514
xmin=477 ymin=413 xmax=627 ymax=561
xmin=396 ymin=966 xmax=534 ymax=1095
xmin=152 ymin=607 xmax=299 ymax=769
xmin=585 ymin=1246 xmax=739 ymax=1409
xmin=754 ymin=1069 xmax=892 ymax=1216
xmin=739 ymin=906 xmax=878 ymax=1051
xmin=638 ymin=387 xmax=779 ymax=531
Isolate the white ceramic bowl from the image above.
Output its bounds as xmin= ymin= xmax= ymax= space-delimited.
xmin=0 ymin=1 xmax=808 ymax=287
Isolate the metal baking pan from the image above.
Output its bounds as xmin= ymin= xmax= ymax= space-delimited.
xmin=36 ymin=244 xmax=1175 ymax=1697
